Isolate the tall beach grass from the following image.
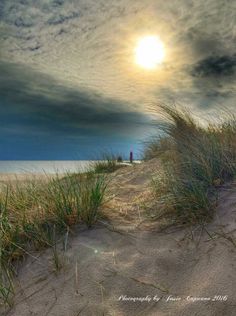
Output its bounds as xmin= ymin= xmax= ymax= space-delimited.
xmin=145 ymin=104 xmax=236 ymax=224
xmin=0 ymin=170 xmax=107 ymax=308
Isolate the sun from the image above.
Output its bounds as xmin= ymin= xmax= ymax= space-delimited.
xmin=135 ymin=36 xmax=165 ymax=70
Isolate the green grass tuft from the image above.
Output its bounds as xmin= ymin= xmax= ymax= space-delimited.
xmin=79 ymin=173 xmax=108 ymax=227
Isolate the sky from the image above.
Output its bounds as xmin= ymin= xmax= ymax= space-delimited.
xmin=0 ymin=0 xmax=235 ymax=160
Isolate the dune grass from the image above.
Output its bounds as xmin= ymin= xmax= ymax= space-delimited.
xmin=93 ymin=153 xmax=125 ymax=173
xmin=145 ymin=104 xmax=236 ymax=224
xmin=0 ymin=171 xmax=108 ymax=308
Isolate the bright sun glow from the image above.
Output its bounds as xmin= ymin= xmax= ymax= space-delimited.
xmin=135 ymin=36 xmax=165 ymax=70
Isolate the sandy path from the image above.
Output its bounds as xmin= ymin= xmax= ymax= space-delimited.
xmin=2 ymin=162 xmax=236 ymax=316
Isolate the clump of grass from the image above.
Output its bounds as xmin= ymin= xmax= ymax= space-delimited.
xmin=93 ymin=153 xmax=124 ymax=173
xmin=40 ymin=172 xmax=108 ymax=228
xmin=40 ymin=173 xmax=81 ymax=227
xmin=0 ymin=170 xmax=108 ymax=308
xmin=0 ymin=264 xmax=14 ymax=309
xmin=79 ymin=173 xmax=108 ymax=227
xmin=147 ymin=104 xmax=236 ymax=224
xmin=0 ymin=189 xmax=15 ymax=308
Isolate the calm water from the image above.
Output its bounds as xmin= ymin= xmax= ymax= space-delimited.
xmin=0 ymin=161 xmax=93 ymax=174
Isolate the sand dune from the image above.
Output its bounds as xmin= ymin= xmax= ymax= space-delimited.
xmin=3 ymin=160 xmax=236 ymax=316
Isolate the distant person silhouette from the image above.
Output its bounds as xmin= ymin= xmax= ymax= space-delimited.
xmin=129 ymin=151 xmax=133 ymax=163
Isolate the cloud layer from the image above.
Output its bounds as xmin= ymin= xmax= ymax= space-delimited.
xmin=0 ymin=61 xmax=155 ymax=159
xmin=0 ymin=0 xmax=236 ymax=158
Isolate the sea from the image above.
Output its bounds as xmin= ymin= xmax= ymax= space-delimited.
xmin=0 ymin=161 xmax=93 ymax=174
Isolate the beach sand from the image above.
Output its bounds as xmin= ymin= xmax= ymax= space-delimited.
xmin=2 ymin=160 xmax=236 ymax=316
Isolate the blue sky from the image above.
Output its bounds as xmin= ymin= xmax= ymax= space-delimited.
xmin=0 ymin=0 xmax=235 ymax=159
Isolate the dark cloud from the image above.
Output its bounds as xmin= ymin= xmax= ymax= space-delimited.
xmin=0 ymin=62 xmax=155 ymax=158
xmin=187 ymin=53 xmax=236 ymax=108
xmin=14 ymin=16 xmax=34 ymax=28
xmin=47 ymin=11 xmax=80 ymax=25
xmin=0 ymin=62 xmax=151 ymax=132
xmin=191 ymin=55 xmax=236 ymax=78
xmin=183 ymin=30 xmax=226 ymax=58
